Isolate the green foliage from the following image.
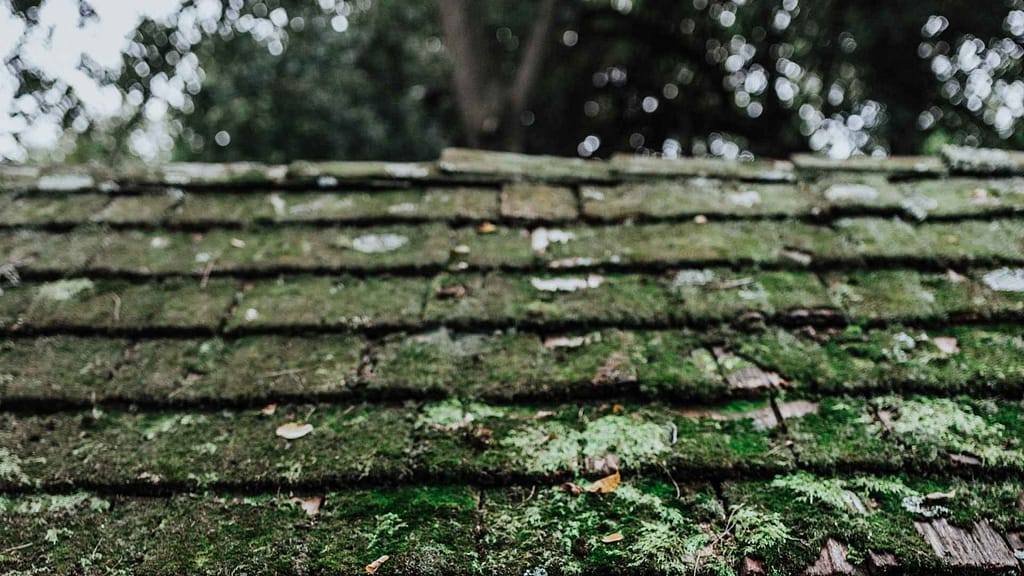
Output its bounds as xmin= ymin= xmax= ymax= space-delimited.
xmin=729 ymin=504 xmax=791 ymax=556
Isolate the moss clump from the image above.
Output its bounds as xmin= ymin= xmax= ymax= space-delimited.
xmin=638 ymin=332 xmax=727 ymax=400
xmin=228 ymin=275 xmax=428 ymax=331
xmin=480 ymin=481 xmax=728 ymax=576
xmin=869 ymin=395 xmax=1024 ymax=469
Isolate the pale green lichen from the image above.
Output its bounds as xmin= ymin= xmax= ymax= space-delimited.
xmin=580 ymin=415 xmax=672 ymax=468
xmin=870 ymin=397 xmax=1022 ymax=465
xmin=367 ymin=512 xmax=408 ymax=550
xmin=770 ymin=472 xmax=916 ymax=513
xmin=417 ymin=399 xmax=466 ymax=429
xmin=500 ymin=424 xmax=582 ymax=474
xmin=729 ymin=504 xmax=792 ymax=556
xmin=35 ymin=278 xmax=94 ymax=301
xmin=0 ymin=493 xmax=109 ymax=515
xmin=0 ymin=448 xmax=30 ymax=486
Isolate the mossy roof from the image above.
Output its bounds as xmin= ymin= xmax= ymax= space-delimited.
xmin=1 ymin=144 xmax=1024 ymax=575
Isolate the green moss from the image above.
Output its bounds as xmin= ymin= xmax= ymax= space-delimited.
xmin=0 ymin=337 xmax=125 ymax=403
xmin=785 ymin=397 xmax=900 ymax=470
xmin=450 ymin=226 xmax=536 ymax=269
xmin=672 ymin=269 xmax=833 ymax=322
xmin=0 ymin=193 xmax=108 ymax=226
xmin=500 ymin=184 xmax=578 ymax=221
xmin=424 ymin=273 xmax=674 ymax=328
xmin=228 ymin=275 xmax=427 ymax=331
xmin=869 ymin=396 xmax=1024 ymax=470
xmin=638 ymin=332 xmax=727 ymax=400
xmin=90 ymin=194 xmax=178 ymax=225
xmin=22 ymin=278 xmax=234 ymax=331
xmin=480 ymin=481 xmax=727 ymax=575
xmin=0 ymin=229 xmax=105 ymax=274
xmin=582 ymin=179 xmax=815 ymax=220
xmin=580 ymin=414 xmax=672 ymax=470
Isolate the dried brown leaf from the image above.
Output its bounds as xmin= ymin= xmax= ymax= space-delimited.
xmin=435 ymin=284 xmax=467 ymax=299
xmin=925 ymin=489 xmax=956 ymax=502
xmin=276 ymin=422 xmax=314 ymax=440
xmin=476 ymin=221 xmax=497 ymax=234
xmin=560 ymin=482 xmax=584 ymax=496
xmin=932 ymin=337 xmax=960 ymax=355
xmin=291 ymin=495 xmax=323 ymax=516
xmin=585 ymin=470 xmax=621 ymax=494
xmin=365 ymin=555 xmax=390 ymax=573
xmin=259 ymin=403 xmax=278 ymax=416
xmin=601 ymin=531 xmax=624 ymax=543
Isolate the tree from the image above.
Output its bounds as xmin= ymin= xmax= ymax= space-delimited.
xmin=0 ymin=0 xmax=1022 ymax=163
xmin=439 ymin=0 xmax=557 ymax=151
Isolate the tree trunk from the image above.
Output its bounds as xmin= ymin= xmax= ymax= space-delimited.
xmin=439 ymin=0 xmax=559 ymax=151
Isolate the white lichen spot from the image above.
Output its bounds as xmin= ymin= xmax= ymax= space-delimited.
xmin=901 ymin=495 xmax=949 ymax=518
xmin=36 ymin=279 xmax=93 ymax=301
xmin=149 ymin=236 xmax=169 ymax=249
xmin=317 ymin=175 xmax=339 ymax=188
xmin=547 ymin=257 xmax=594 ymax=269
xmin=38 ymin=173 xmax=94 ymax=191
xmin=672 ymin=269 xmax=715 ymax=287
xmin=824 ymin=183 xmax=878 ymax=203
xmin=531 ymin=228 xmax=575 ymax=253
xmin=581 ymin=187 xmax=605 ymax=201
xmin=387 ymin=202 xmax=417 ymax=214
xmin=352 ymin=233 xmax=409 ymax=253
xmin=918 ymin=290 xmax=936 ymax=303
xmin=384 ymin=163 xmax=430 ymax=178
xmin=726 ymin=190 xmax=762 ymax=208
xmin=244 ymin=308 xmax=259 ymax=322
xmin=289 ymin=196 xmax=353 ymax=216
xmin=900 ymin=194 xmax=938 ymax=221
xmin=195 ymin=252 xmax=212 ymax=263
xmin=0 ymin=448 xmax=31 ymax=485
xmin=738 ymin=282 xmax=768 ymax=301
xmin=982 ymin=268 xmax=1024 ymax=292
xmin=267 ymin=193 xmax=287 ymax=216
xmin=530 ymin=274 xmax=604 ymax=292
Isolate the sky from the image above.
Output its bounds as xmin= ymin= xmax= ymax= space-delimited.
xmin=0 ymin=0 xmax=186 ymax=161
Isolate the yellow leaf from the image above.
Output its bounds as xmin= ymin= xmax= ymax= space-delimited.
xmin=585 ymin=470 xmax=620 ymax=494
xmin=601 ymin=531 xmax=624 ymax=543
xmin=366 ymin=555 xmax=390 ymax=573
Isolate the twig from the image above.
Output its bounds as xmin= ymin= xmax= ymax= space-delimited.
xmin=199 ymin=259 xmax=216 ymax=289
xmin=110 ymin=293 xmax=121 ymax=323
xmin=660 ymin=463 xmax=681 ymax=499
xmin=0 ymin=542 xmax=33 ymax=554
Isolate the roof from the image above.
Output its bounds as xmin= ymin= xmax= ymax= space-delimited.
xmin=1 ymin=144 xmax=1023 ymax=575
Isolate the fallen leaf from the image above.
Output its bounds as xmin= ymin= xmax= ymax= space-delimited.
xmin=531 ymin=275 xmax=604 ymax=292
xmin=585 ymin=470 xmax=621 ymax=494
xmin=476 ymin=221 xmax=497 ymax=234
xmin=276 ymin=422 xmax=314 ymax=440
xmin=365 ymin=555 xmax=390 ymax=574
xmin=693 ymin=214 xmax=708 ymax=224
xmin=924 ymin=489 xmax=956 ymax=502
xmin=259 ymin=403 xmax=278 ymax=416
xmin=543 ymin=335 xmax=588 ymax=349
xmin=291 ymin=495 xmax=323 ymax=516
xmin=451 ymin=244 xmax=471 ymax=255
xmin=435 ymin=284 xmax=467 ymax=299
xmin=230 ymin=238 xmax=246 ymax=248
xmin=932 ymin=336 xmax=959 ymax=355
xmin=601 ymin=532 xmax=624 ymax=543
xmin=611 ymin=404 xmax=624 ymax=414
xmin=560 ymin=482 xmax=584 ymax=496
